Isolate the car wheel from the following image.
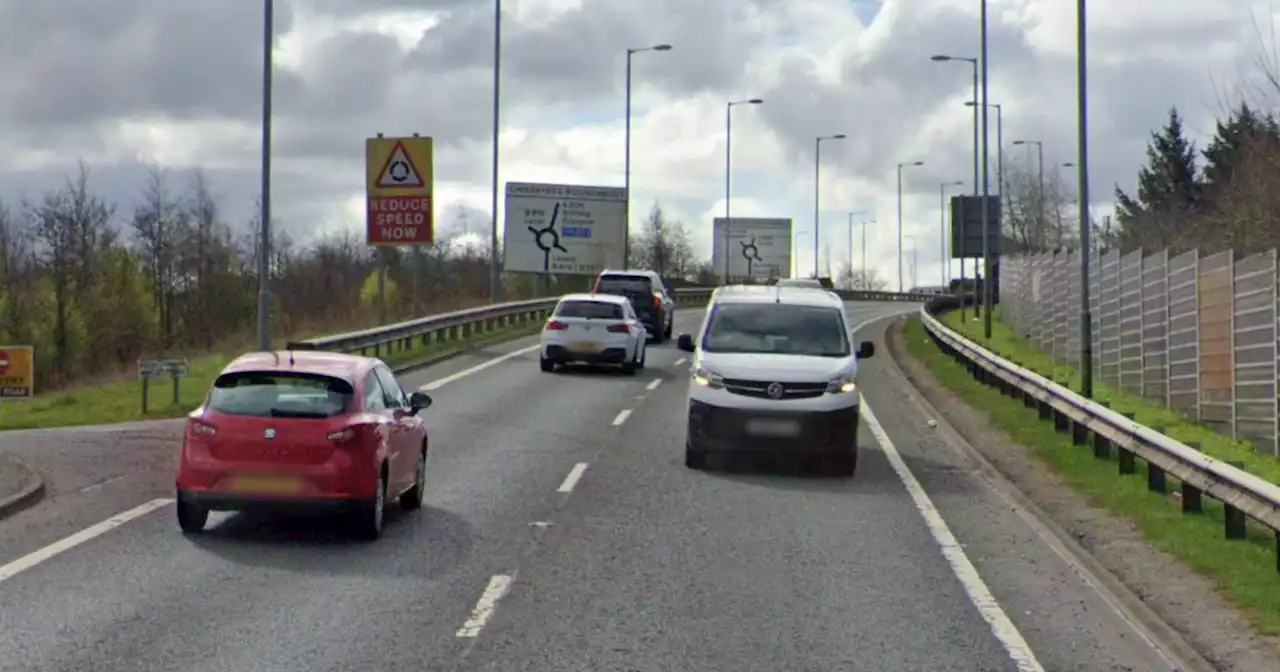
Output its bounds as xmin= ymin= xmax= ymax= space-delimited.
xmin=684 ymin=442 xmax=708 ymax=470
xmin=664 ymin=318 xmax=673 ymax=341
xmin=176 ymin=496 xmax=208 ymax=534
xmin=637 ymin=342 xmax=646 ymax=370
xmin=400 ymin=447 xmax=427 ymax=510
xmin=353 ymin=470 xmax=386 ymax=541
xmin=621 ymin=358 xmax=637 ymax=376
xmin=539 ymin=356 xmax=555 ymax=373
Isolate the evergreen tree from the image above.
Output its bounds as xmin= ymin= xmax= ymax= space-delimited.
xmin=1202 ymin=102 xmax=1280 ymax=197
xmin=1114 ymin=107 xmax=1201 ymax=249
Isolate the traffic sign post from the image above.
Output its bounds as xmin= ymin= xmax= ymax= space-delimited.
xmin=502 ymin=182 xmax=627 ymax=276
xmin=366 ymin=135 xmax=434 ymax=246
xmin=0 ymin=345 xmax=35 ymax=400
xmin=138 ymin=358 xmax=190 ymax=414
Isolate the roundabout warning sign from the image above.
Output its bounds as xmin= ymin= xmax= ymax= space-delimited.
xmin=0 ymin=345 xmax=34 ymax=398
xmin=366 ymin=135 xmax=434 ymax=246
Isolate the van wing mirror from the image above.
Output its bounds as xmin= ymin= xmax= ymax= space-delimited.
xmin=856 ymin=341 xmax=875 ymax=359
xmin=677 ymin=334 xmax=696 ymax=353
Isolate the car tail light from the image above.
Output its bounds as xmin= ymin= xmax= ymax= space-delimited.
xmin=189 ymin=421 xmax=216 ymax=437
xmin=607 ymin=324 xmax=630 ymax=333
xmin=651 ymin=293 xmax=662 ymax=310
xmin=328 ymin=427 xmax=358 ymax=443
xmin=546 ymin=320 xmax=568 ymax=330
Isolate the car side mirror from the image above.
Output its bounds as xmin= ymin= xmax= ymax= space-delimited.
xmin=856 ymin=341 xmax=875 ymax=359
xmin=409 ymin=392 xmax=433 ymax=412
xmin=677 ymin=334 xmax=696 ymax=353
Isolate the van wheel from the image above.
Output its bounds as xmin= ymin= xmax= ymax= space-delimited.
xmin=400 ymin=448 xmax=427 ymax=510
xmin=685 ymin=444 xmax=708 ymax=470
xmin=176 ymin=496 xmax=208 ymax=534
xmin=664 ymin=319 xmax=673 ymax=341
xmin=621 ymin=360 xmax=637 ymax=376
xmin=353 ymin=471 xmax=386 ymax=541
xmin=637 ymin=345 xmax=646 ymax=370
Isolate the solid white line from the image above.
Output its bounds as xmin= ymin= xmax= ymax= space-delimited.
xmin=456 ymin=574 xmax=514 ymax=637
xmin=611 ymin=409 xmax=632 ymax=426
xmin=0 ymin=498 xmax=173 ymax=583
xmin=645 ymin=379 xmax=662 ymax=391
xmin=861 ymin=402 xmax=1044 ymax=671
xmin=556 ymin=462 xmax=589 ymax=493
xmin=674 ymin=357 xmax=686 ymax=365
xmin=419 ymin=344 xmax=541 ymax=391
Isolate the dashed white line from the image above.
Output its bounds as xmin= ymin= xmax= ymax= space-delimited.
xmin=456 ymin=574 xmax=514 ymax=637
xmin=611 ymin=409 xmax=632 ymax=426
xmin=556 ymin=462 xmax=589 ymax=492
xmin=674 ymin=357 xmax=687 ymax=365
xmin=0 ymin=498 xmax=173 ymax=583
xmin=861 ymin=402 xmax=1044 ymax=671
xmin=645 ymin=379 xmax=662 ymax=391
xmin=419 ymin=344 xmax=541 ymax=391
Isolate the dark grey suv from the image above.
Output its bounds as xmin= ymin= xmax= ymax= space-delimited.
xmin=592 ymin=270 xmax=675 ymax=342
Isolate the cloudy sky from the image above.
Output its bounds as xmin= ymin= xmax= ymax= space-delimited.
xmin=0 ymin=0 xmax=1271 ymax=286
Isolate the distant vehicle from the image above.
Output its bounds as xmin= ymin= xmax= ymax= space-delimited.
xmin=540 ymin=293 xmax=647 ymax=375
xmin=774 ymin=278 xmax=823 ymax=289
xmin=592 ymin=269 xmax=675 ymax=342
xmin=174 ymin=350 xmax=433 ymax=541
xmin=676 ymin=285 xmax=874 ymax=476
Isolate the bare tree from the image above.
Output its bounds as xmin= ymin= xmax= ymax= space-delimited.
xmin=1002 ymin=161 xmax=1076 ymax=253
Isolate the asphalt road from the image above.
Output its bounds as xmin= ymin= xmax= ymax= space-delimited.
xmin=0 ymin=301 xmax=1187 ymax=671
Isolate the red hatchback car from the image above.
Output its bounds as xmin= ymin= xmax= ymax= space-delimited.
xmin=175 ymin=350 xmax=433 ymax=541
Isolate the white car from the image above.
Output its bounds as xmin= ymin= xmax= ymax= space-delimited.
xmin=676 ymin=285 xmax=874 ymax=475
xmin=539 ymin=293 xmax=647 ymax=375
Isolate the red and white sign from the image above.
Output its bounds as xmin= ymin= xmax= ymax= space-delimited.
xmin=0 ymin=350 xmax=8 ymax=376
xmin=374 ymin=142 xmax=426 ymax=189
xmin=367 ymin=195 xmax=433 ymax=245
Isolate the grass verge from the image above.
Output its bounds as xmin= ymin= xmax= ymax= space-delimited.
xmin=944 ymin=309 xmax=1280 ymax=487
xmin=0 ymin=320 xmax=543 ymax=431
xmin=902 ymin=314 xmax=1280 ymax=634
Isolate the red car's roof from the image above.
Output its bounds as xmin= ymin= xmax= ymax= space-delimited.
xmin=220 ymin=350 xmax=374 ymax=381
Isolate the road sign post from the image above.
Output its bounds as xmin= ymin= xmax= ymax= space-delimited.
xmin=502 ymin=182 xmax=627 ymax=276
xmin=366 ymin=135 xmax=434 ymax=246
xmin=0 ymin=345 xmax=35 ymax=400
xmin=711 ymin=218 xmax=793 ymax=282
xmin=138 ymin=358 xmax=190 ymax=414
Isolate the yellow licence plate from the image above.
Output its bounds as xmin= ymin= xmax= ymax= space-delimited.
xmin=569 ymin=342 xmax=601 ymax=353
xmin=227 ymin=475 xmax=304 ymax=495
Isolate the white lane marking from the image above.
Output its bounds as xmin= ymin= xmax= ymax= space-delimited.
xmin=457 ymin=574 xmax=514 ymax=637
xmin=862 ymin=402 xmax=1044 ymax=671
xmin=419 ymin=344 xmax=541 ymax=391
xmin=0 ymin=498 xmax=173 ymax=583
xmin=556 ymin=462 xmax=589 ymax=493
xmin=674 ymin=357 xmax=686 ymax=365
xmin=611 ymin=409 xmax=632 ymax=426
xmin=645 ymin=379 xmax=662 ymax=391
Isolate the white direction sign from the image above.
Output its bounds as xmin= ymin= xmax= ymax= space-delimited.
xmin=712 ymin=217 xmax=793 ymax=281
xmin=503 ymin=182 xmax=627 ymax=276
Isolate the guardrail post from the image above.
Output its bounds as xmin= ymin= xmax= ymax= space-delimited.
xmin=1093 ymin=402 xmax=1112 ymax=458
xmin=1177 ymin=441 xmax=1204 ymax=513
xmin=1147 ymin=426 xmax=1167 ymax=492
xmin=1118 ymin=412 xmax=1137 ymax=474
xmin=1052 ymin=405 xmax=1069 ymax=433
xmin=1224 ymin=460 xmax=1248 ymax=539
xmin=1037 ymin=399 xmax=1052 ymax=421
xmin=1071 ymin=416 xmax=1088 ymax=446
xmin=449 ymin=325 xmax=459 ymax=340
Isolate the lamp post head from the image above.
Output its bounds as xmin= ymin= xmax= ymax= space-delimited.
xmin=653 ymin=44 xmax=673 ymax=51
xmin=833 ymin=133 xmax=847 ymax=139
xmin=930 ymin=55 xmax=951 ymax=61
xmin=911 ymin=161 xmax=924 ymax=166
xmin=747 ymin=98 xmax=763 ymax=104
xmin=1012 ymin=140 xmax=1027 ymax=146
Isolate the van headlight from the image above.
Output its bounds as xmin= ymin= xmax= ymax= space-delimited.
xmin=693 ymin=366 xmax=725 ymax=389
xmin=825 ymin=373 xmax=857 ymax=394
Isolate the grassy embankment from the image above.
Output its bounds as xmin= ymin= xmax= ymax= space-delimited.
xmin=901 ymin=308 xmax=1280 ymax=634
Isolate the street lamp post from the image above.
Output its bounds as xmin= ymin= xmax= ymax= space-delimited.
xmin=931 ymin=54 xmax=980 ymax=316
xmin=1077 ymin=0 xmax=1094 ymax=396
xmin=965 ymin=101 xmax=1004 ymax=205
xmin=904 ymin=234 xmax=918 ymax=289
xmin=814 ymin=134 xmax=846 ymax=279
xmin=623 ymin=44 xmax=673 ymax=270
xmin=792 ymin=230 xmax=808 ymax=277
xmin=1013 ymin=140 xmax=1045 ymax=243
xmin=256 ymin=0 xmax=274 ymax=351
xmin=724 ymin=98 xmax=764 ymax=283
xmin=979 ymin=0 xmax=993 ymax=339
xmin=489 ymin=0 xmax=502 ymax=303
xmin=895 ymin=160 xmax=924 ymax=293
xmin=939 ymin=181 xmax=962 ymax=287
xmin=846 ymin=210 xmax=867 ymax=286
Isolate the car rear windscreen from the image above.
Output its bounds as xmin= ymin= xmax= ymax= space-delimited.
xmin=208 ymin=371 xmax=354 ymax=418
xmin=556 ymin=300 xmax=624 ymax=319
xmin=597 ymin=275 xmax=652 ymax=294
xmin=701 ymin=303 xmax=850 ymax=357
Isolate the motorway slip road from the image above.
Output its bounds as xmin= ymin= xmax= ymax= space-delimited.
xmin=0 ymin=302 xmax=1187 ymax=671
